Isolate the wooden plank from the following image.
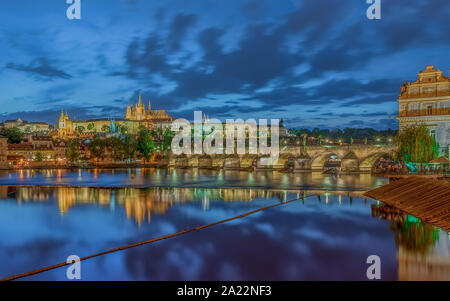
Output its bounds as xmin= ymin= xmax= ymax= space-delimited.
xmin=364 ymin=177 xmax=450 ymax=231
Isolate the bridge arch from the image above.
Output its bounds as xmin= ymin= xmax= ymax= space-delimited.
xmin=311 ymin=152 xmax=340 ymax=171
xmin=239 ymin=154 xmax=258 ymax=169
xmin=359 ymin=152 xmax=394 ymax=172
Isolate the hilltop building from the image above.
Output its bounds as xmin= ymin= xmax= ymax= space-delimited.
xmin=126 ymin=94 xmax=173 ymax=124
xmin=57 ymin=95 xmax=174 ymax=139
xmin=397 ymin=65 xmax=450 ymax=156
xmin=0 ymin=118 xmax=50 ymax=134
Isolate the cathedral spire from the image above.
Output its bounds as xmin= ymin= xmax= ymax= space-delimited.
xmin=148 ymin=100 xmax=151 ymax=111
xmin=138 ymin=93 xmax=142 ymax=106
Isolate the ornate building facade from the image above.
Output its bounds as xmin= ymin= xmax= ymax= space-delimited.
xmin=397 ymin=65 xmax=450 ymax=156
xmin=125 ymin=94 xmax=174 ymax=124
xmin=57 ymin=110 xmax=74 ymax=138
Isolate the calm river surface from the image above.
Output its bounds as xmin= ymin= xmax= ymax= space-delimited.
xmin=0 ymin=168 xmax=448 ymax=280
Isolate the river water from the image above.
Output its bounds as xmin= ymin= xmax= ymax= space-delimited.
xmin=0 ymin=168 xmax=448 ymax=280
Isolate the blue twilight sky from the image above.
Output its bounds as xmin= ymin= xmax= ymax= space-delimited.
xmin=0 ymin=0 xmax=449 ymax=129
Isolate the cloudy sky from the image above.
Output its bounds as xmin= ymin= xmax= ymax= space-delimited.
xmin=1 ymin=0 xmax=449 ymax=129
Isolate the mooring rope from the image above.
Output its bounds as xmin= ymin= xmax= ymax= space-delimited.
xmin=2 ymin=193 xmax=312 ymax=281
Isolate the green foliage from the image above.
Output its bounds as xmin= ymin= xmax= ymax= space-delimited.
xmin=137 ymin=129 xmax=155 ymax=161
xmin=287 ymin=127 xmax=397 ymax=143
xmin=118 ymin=125 xmax=128 ymax=135
xmin=395 ymin=124 xmax=439 ymax=163
xmin=105 ymin=136 xmax=126 ymax=161
xmin=123 ymin=135 xmax=138 ymax=162
xmin=77 ymin=126 xmax=85 ymax=133
xmin=34 ymin=152 xmax=43 ymax=162
xmin=0 ymin=127 xmax=23 ymax=144
xmin=88 ymin=137 xmax=106 ymax=161
xmin=87 ymin=123 xmax=95 ymax=132
xmin=66 ymin=139 xmax=81 ymax=163
xmin=161 ymin=128 xmax=173 ymax=152
xmin=102 ymin=125 xmax=110 ymax=133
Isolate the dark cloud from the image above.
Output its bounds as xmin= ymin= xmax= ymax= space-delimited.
xmin=0 ymin=105 xmax=123 ymax=124
xmin=169 ymin=14 xmax=197 ymax=51
xmin=2 ymin=0 xmax=449 ymax=129
xmin=6 ymin=58 xmax=71 ymax=80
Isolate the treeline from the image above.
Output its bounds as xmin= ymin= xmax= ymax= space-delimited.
xmin=66 ymin=128 xmax=173 ymax=164
xmin=288 ymin=127 xmax=397 ymax=141
xmin=0 ymin=127 xmax=23 ymax=144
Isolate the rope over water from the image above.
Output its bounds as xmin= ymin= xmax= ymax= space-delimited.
xmin=2 ymin=194 xmax=312 ymax=281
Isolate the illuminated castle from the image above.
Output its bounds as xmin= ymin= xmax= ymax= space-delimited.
xmin=56 ymin=94 xmax=174 ymax=138
xmin=125 ymin=94 xmax=173 ymax=123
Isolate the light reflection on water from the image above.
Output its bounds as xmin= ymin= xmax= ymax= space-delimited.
xmin=0 ymin=169 xmax=447 ymax=281
xmin=0 ymin=168 xmax=388 ymax=191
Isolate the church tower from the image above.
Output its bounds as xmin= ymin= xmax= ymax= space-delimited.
xmin=57 ymin=110 xmax=74 ymax=138
xmin=126 ymin=102 xmax=132 ymax=119
xmin=59 ymin=110 xmax=66 ymax=129
xmin=136 ymin=94 xmax=145 ymax=120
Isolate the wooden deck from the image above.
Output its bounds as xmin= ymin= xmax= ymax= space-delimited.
xmin=375 ymin=173 xmax=447 ymax=179
xmin=364 ymin=177 xmax=450 ymax=231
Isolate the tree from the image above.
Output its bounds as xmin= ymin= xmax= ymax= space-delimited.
xmin=34 ymin=152 xmax=43 ymax=162
xmin=0 ymin=127 xmax=23 ymax=144
xmin=102 ymin=125 xmax=110 ymax=133
xmin=160 ymin=128 xmax=173 ymax=154
xmin=88 ymin=138 xmax=106 ymax=163
xmin=66 ymin=139 xmax=81 ymax=163
xmin=118 ymin=125 xmax=128 ymax=135
xmin=87 ymin=123 xmax=95 ymax=132
xmin=395 ymin=124 xmax=438 ymax=163
xmin=137 ymin=129 xmax=155 ymax=162
xmin=123 ymin=135 xmax=138 ymax=162
xmin=77 ymin=126 xmax=85 ymax=134
xmin=105 ymin=136 xmax=126 ymax=162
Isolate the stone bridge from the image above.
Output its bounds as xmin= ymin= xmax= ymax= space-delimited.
xmin=168 ymin=145 xmax=396 ymax=173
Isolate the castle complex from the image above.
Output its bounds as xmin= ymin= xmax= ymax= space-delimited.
xmin=397 ymin=65 xmax=450 ymax=156
xmin=126 ymin=95 xmax=173 ymax=122
xmin=57 ymin=95 xmax=174 ymax=139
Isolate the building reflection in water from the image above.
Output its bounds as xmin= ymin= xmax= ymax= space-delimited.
xmin=0 ymin=168 xmax=389 ymax=192
xmin=4 ymin=186 xmax=321 ymax=226
xmin=372 ymin=204 xmax=450 ymax=280
xmin=0 ymin=184 xmax=448 ymax=280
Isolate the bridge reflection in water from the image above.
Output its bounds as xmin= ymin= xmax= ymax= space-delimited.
xmin=1 ymin=186 xmax=366 ymax=225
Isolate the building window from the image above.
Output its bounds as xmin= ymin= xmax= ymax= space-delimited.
xmin=440 ymin=101 xmax=450 ymax=108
